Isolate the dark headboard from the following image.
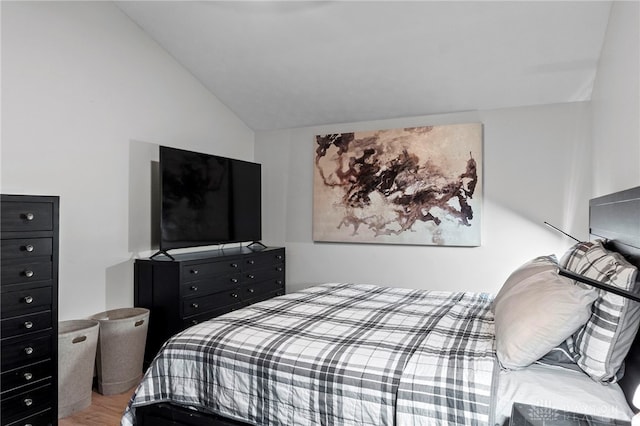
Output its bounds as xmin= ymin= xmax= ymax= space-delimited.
xmin=590 ymin=186 xmax=640 ymax=410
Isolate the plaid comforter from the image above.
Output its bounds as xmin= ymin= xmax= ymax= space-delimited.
xmin=122 ymin=283 xmax=496 ymax=426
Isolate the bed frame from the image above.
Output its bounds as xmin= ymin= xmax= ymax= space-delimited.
xmin=135 ymin=186 xmax=640 ymax=425
xmin=594 ymin=186 xmax=640 ymax=411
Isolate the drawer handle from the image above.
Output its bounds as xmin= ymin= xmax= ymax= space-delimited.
xmin=230 ymin=263 xmax=238 ymax=268
xmin=190 ymin=285 xmax=198 ymax=291
xmin=230 ymin=293 xmax=238 ymax=298
xmin=191 ymin=303 xmax=199 ymax=309
xmin=247 ymin=274 xmax=255 ymax=280
xmin=276 ymin=255 xmax=283 ymax=260
xmin=190 ymin=269 xmax=199 ymax=275
xmin=230 ymin=278 xmax=238 ymax=284
xmin=23 ymin=372 xmax=33 ymax=381
xmin=24 ymin=270 xmax=34 ymax=278
xmin=24 ymin=346 xmax=34 ymax=355
xmin=191 ymin=320 xmax=199 ymax=325
xmin=23 ymin=398 xmax=33 ymax=407
xmin=276 ymin=267 xmax=283 ymax=272
xmin=247 ymin=288 xmax=255 ymax=294
xmin=24 ymin=321 xmax=34 ymax=329
xmin=24 ymin=296 xmax=34 ymax=304
xmin=23 ymin=212 xmax=35 ymax=221
xmin=276 ymin=280 xmax=283 ymax=285
xmin=25 ymin=244 xmax=35 ymax=252
xmin=247 ymin=260 xmax=255 ymax=265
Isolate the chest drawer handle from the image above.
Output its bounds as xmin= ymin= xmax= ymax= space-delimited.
xmin=230 ymin=263 xmax=238 ymax=268
xmin=25 ymin=244 xmax=35 ymax=252
xmin=230 ymin=278 xmax=238 ymax=284
xmin=230 ymin=293 xmax=238 ymax=298
xmin=24 ymin=270 xmax=34 ymax=278
xmin=191 ymin=320 xmax=199 ymax=325
xmin=24 ymin=321 xmax=34 ymax=329
xmin=23 ymin=372 xmax=33 ymax=381
xmin=23 ymin=398 xmax=33 ymax=407
xmin=247 ymin=288 xmax=255 ymax=294
xmin=23 ymin=212 xmax=35 ymax=221
xmin=191 ymin=303 xmax=199 ymax=309
xmin=276 ymin=280 xmax=283 ymax=285
xmin=190 ymin=269 xmax=199 ymax=275
xmin=24 ymin=346 xmax=34 ymax=355
xmin=247 ymin=274 xmax=255 ymax=280
xmin=190 ymin=285 xmax=198 ymax=291
xmin=247 ymin=260 xmax=255 ymax=265
xmin=24 ymin=296 xmax=34 ymax=304
xmin=276 ymin=267 xmax=283 ymax=272
xmin=276 ymin=255 xmax=283 ymax=260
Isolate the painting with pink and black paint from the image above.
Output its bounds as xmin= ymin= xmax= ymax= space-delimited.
xmin=313 ymin=123 xmax=482 ymax=246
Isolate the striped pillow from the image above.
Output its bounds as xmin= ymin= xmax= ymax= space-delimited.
xmin=561 ymin=240 xmax=640 ymax=382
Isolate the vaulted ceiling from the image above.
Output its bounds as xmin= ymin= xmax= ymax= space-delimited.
xmin=116 ymin=1 xmax=612 ymax=131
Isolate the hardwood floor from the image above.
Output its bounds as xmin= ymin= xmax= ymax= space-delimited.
xmin=58 ymin=388 xmax=135 ymax=426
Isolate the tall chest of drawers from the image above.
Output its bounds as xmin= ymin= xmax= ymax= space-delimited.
xmin=135 ymin=246 xmax=285 ymax=367
xmin=1 ymin=194 xmax=59 ymax=426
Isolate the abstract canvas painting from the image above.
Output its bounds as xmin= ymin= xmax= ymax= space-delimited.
xmin=313 ymin=123 xmax=482 ymax=246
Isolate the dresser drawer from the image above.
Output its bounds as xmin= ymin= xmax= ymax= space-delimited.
xmin=182 ymin=290 xmax=245 ymax=317
xmin=181 ymin=259 xmax=242 ymax=282
xmin=180 ymin=273 xmax=242 ymax=298
xmin=4 ymin=407 xmax=54 ymax=426
xmin=1 ymin=382 xmax=53 ymax=426
xmin=1 ymin=311 xmax=52 ymax=339
xmin=1 ymin=238 xmax=53 ymax=261
xmin=181 ymin=303 xmax=244 ymax=328
xmin=244 ymin=266 xmax=285 ymax=284
xmin=1 ymin=334 xmax=52 ymax=371
xmin=240 ymin=279 xmax=285 ymax=302
xmin=1 ymin=359 xmax=52 ymax=394
xmin=1 ymin=260 xmax=52 ymax=287
xmin=243 ymin=251 xmax=285 ymax=271
xmin=1 ymin=287 xmax=52 ymax=318
xmin=1 ymin=201 xmax=53 ymax=233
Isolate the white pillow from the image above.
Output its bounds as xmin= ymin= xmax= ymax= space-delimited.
xmin=494 ymin=256 xmax=598 ymax=370
xmin=491 ymin=255 xmax=557 ymax=313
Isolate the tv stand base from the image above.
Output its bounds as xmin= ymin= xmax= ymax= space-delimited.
xmin=247 ymin=241 xmax=267 ymax=250
xmin=149 ymin=250 xmax=175 ymax=261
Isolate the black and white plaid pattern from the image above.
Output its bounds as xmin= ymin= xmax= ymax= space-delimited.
xmin=396 ymin=292 xmax=496 ymax=425
xmin=562 ymin=240 xmax=639 ymax=382
xmin=121 ymin=283 xmax=496 ymax=426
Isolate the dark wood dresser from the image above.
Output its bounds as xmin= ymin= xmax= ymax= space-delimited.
xmin=1 ymin=194 xmax=59 ymax=426
xmin=135 ymin=246 xmax=285 ymax=366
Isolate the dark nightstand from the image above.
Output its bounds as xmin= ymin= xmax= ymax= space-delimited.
xmin=510 ymin=402 xmax=631 ymax=426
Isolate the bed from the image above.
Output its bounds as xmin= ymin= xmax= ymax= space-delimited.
xmin=122 ymin=186 xmax=640 ymax=426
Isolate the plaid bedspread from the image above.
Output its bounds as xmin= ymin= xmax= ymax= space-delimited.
xmin=121 ymin=283 xmax=496 ymax=426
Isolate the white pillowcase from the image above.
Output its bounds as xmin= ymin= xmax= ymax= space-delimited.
xmin=494 ymin=256 xmax=598 ymax=370
xmin=491 ymin=255 xmax=557 ymax=314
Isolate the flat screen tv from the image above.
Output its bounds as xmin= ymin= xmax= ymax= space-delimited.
xmin=158 ymin=146 xmax=262 ymax=254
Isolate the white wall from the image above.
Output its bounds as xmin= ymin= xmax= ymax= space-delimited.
xmin=256 ymin=102 xmax=592 ymax=295
xmin=591 ymin=1 xmax=640 ymax=196
xmin=1 ymin=2 xmax=254 ymax=320
xmin=4 ymin=1 xmax=633 ymax=320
